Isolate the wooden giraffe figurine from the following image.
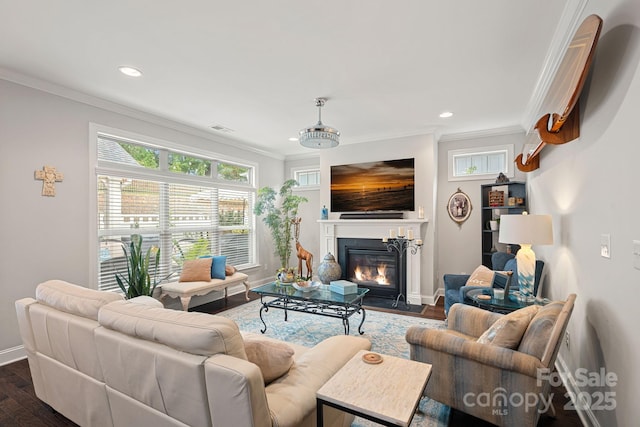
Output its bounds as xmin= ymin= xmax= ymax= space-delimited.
xmin=292 ymin=218 xmax=313 ymax=279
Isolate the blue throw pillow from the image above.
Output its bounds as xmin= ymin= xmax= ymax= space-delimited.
xmin=199 ymin=255 xmax=227 ymax=280
xmin=504 ymin=258 xmax=519 ymax=289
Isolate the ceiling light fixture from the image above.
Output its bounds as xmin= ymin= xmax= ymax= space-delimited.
xmin=439 ymin=111 xmax=453 ymax=118
xmin=118 ymin=66 xmax=143 ymax=77
xmin=299 ymin=98 xmax=340 ymax=149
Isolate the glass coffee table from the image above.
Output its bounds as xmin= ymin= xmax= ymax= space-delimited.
xmin=466 ymin=288 xmax=549 ymax=314
xmin=252 ymin=282 xmax=369 ymax=335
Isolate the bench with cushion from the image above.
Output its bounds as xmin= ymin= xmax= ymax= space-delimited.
xmin=160 ymin=271 xmax=250 ymax=311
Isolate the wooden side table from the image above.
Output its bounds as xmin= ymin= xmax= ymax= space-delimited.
xmin=316 ymin=350 xmax=432 ymax=427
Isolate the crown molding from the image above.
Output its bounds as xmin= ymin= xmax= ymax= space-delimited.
xmin=0 ymin=67 xmax=284 ymax=161
xmin=438 ymin=125 xmax=524 ymax=142
xmin=521 ymin=0 xmax=589 ymax=131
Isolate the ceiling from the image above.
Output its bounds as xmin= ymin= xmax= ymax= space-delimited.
xmin=0 ymin=1 xmax=572 ymax=157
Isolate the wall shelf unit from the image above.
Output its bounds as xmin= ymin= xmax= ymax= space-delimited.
xmin=481 ymin=182 xmax=527 ymax=267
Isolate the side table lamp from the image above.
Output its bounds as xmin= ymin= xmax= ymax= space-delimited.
xmin=498 ymin=212 xmax=553 ymax=301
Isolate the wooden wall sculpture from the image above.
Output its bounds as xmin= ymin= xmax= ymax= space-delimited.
xmin=516 ymin=14 xmax=603 ymax=172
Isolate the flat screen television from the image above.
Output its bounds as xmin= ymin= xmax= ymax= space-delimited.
xmin=330 ymin=158 xmax=415 ymax=212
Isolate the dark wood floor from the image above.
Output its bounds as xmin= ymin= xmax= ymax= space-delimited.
xmin=1 ymin=294 xmax=582 ymax=426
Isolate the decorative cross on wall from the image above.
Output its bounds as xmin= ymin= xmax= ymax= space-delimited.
xmin=34 ymin=165 xmax=64 ymax=197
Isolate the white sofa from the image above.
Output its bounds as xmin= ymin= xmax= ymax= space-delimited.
xmin=15 ymin=280 xmax=371 ymax=427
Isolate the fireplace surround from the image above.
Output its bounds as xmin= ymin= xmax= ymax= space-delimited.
xmin=319 ymin=219 xmax=427 ymax=305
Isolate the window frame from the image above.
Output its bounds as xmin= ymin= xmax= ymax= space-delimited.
xmin=447 ymin=144 xmax=515 ymax=181
xmin=88 ymin=123 xmax=258 ymax=290
xmin=291 ymin=166 xmax=321 ymax=190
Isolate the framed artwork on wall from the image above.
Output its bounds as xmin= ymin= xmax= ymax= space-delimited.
xmin=447 ymin=188 xmax=472 ymax=226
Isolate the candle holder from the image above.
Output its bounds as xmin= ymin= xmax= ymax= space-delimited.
xmin=383 ymin=236 xmax=423 ymax=310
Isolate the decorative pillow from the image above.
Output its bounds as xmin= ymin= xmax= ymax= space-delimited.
xmin=477 ymin=305 xmax=541 ymax=349
xmin=179 ymin=258 xmax=212 ymax=282
xmin=225 ymin=265 xmax=237 ymax=276
xmin=465 ymin=265 xmax=495 ymax=287
xmin=244 ymin=336 xmax=295 ymax=384
xmin=199 ymin=255 xmax=227 ymax=280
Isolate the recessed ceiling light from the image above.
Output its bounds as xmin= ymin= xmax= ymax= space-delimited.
xmin=439 ymin=111 xmax=453 ymax=118
xmin=288 ymin=137 xmax=299 ymax=142
xmin=118 ymin=66 xmax=143 ymax=77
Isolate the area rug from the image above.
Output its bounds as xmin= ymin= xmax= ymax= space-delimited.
xmin=218 ymin=300 xmax=450 ymax=427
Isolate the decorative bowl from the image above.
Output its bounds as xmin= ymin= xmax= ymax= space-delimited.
xmin=293 ymin=281 xmax=321 ymax=293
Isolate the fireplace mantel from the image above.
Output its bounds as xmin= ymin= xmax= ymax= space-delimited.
xmin=318 ymin=218 xmax=428 ymax=304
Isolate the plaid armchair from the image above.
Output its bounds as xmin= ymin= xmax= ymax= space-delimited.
xmin=406 ymin=294 xmax=576 ymax=427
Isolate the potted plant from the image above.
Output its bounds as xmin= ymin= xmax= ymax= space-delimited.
xmin=254 ymin=179 xmax=307 ymax=279
xmin=116 ymin=234 xmax=161 ymax=298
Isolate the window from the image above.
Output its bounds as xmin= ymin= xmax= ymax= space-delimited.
xmin=92 ymin=127 xmax=256 ymax=291
xmin=447 ymin=144 xmax=514 ymax=181
xmin=292 ymin=167 xmax=320 ymax=189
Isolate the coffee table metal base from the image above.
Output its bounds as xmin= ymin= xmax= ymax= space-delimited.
xmin=259 ymin=296 xmax=366 ymax=335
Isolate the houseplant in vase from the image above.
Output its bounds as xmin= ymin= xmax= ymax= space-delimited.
xmin=116 ymin=234 xmax=161 ymax=298
xmin=254 ymin=179 xmax=308 ymax=283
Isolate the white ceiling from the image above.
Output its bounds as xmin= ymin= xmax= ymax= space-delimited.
xmin=0 ymin=0 xmax=572 ymax=157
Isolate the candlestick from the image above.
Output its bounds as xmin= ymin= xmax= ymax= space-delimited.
xmin=389 ymin=229 xmax=397 ymax=239
xmin=383 ymin=235 xmax=423 ymax=310
xmin=418 ymin=206 xmax=424 ymax=219
xmin=407 ymin=229 xmax=414 ymax=240
xmin=398 ymin=227 xmax=405 ymax=237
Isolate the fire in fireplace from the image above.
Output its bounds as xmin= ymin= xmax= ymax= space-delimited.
xmin=337 ymin=238 xmax=405 ymax=299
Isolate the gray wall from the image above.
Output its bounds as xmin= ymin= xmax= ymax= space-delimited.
xmin=435 ymin=131 xmax=527 ymax=288
xmin=0 ymin=78 xmax=283 ymax=361
xmin=526 ymin=2 xmax=640 ymax=425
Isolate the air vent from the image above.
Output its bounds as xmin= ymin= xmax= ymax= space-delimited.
xmin=210 ymin=125 xmax=235 ymax=133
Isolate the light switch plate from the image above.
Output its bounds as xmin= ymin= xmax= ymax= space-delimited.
xmin=600 ymin=234 xmax=611 ymax=258
xmin=634 ymin=240 xmax=640 ymax=270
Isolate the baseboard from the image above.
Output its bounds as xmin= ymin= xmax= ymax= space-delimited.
xmin=0 ymin=345 xmax=26 ymax=366
xmin=555 ymin=354 xmax=600 ymax=427
xmin=420 ymin=287 xmax=444 ymax=305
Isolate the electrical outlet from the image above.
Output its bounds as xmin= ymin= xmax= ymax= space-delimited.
xmin=565 ymin=331 xmax=570 ymax=350
xmin=600 ymin=234 xmax=611 ymax=258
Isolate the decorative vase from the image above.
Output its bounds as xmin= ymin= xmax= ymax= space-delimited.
xmin=317 ymin=253 xmax=342 ymax=284
xmin=277 ymin=270 xmax=295 ymax=283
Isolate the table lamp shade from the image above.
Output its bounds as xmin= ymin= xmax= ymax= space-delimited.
xmin=498 ymin=214 xmax=553 ymax=245
xmin=498 ymin=213 xmax=552 ymax=302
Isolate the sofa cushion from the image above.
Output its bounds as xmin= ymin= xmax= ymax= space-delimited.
xmin=36 ymin=279 xmax=124 ymax=321
xmin=244 ymin=335 xmax=295 ymax=384
xmin=98 ymin=300 xmax=247 ymax=358
xmin=518 ymin=301 xmax=564 ymax=359
xmin=477 ymin=305 xmax=540 ymax=349
xmin=180 ymin=258 xmax=212 ymax=282
xmin=225 ymin=265 xmax=237 ymax=276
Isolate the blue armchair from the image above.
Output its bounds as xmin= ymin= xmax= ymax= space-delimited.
xmin=443 ymin=252 xmax=545 ymax=316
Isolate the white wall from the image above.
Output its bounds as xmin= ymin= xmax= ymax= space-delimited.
xmin=435 ymin=131 xmax=527 ymax=288
xmin=0 ymin=79 xmax=284 ymax=362
xmin=318 ymin=135 xmax=438 ymax=300
xmin=527 ymin=2 xmax=640 ymax=425
xmin=284 ymin=157 xmax=321 ymax=275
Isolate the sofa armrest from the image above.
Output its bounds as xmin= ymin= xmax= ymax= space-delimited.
xmin=405 ymin=326 xmax=544 ymax=377
xmin=205 ymin=354 xmax=271 ymax=427
xmin=447 ymin=303 xmax=503 ymax=338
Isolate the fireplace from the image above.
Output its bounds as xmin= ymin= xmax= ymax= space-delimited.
xmin=337 ymin=238 xmax=406 ymax=299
